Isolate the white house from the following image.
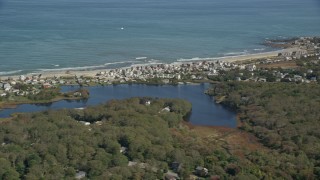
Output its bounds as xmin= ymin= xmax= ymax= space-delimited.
xmin=246 ymin=65 xmax=256 ymax=72
xmin=19 ymin=75 xmax=26 ymax=81
xmin=145 ymin=101 xmax=151 ymax=106
xmin=75 ymin=171 xmax=86 ymax=179
xmin=307 ymin=69 xmax=313 ymax=74
xmin=10 ymin=81 xmax=16 ymax=85
xmin=3 ymin=83 xmax=12 ymax=91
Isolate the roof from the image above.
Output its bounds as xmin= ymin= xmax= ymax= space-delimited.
xmin=75 ymin=171 xmax=86 ymax=179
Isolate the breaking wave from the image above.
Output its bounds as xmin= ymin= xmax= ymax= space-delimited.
xmin=135 ymin=57 xmax=148 ymax=60
xmin=0 ymin=70 xmax=23 ymax=76
xmin=222 ymin=50 xmax=248 ymax=56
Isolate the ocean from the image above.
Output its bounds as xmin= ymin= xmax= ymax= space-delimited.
xmin=0 ymin=0 xmax=320 ymax=75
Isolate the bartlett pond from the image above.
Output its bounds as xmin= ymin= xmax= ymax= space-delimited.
xmin=0 ymin=84 xmax=237 ymax=127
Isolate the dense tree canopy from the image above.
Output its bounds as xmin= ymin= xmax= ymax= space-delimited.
xmin=1 ymin=97 xmax=252 ymax=179
xmin=207 ymin=82 xmax=320 ymax=179
xmin=1 ymin=85 xmax=319 ymax=179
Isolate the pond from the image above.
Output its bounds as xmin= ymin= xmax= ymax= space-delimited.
xmin=0 ymin=84 xmax=237 ymax=127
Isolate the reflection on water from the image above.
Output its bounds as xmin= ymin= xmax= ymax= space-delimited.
xmin=0 ymin=84 xmax=237 ymax=127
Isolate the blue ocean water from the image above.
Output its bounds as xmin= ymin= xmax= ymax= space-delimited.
xmin=0 ymin=0 xmax=320 ymax=75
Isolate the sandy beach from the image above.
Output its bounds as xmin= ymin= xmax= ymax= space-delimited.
xmin=176 ymin=48 xmax=300 ymax=62
xmin=1 ymin=48 xmax=300 ymax=81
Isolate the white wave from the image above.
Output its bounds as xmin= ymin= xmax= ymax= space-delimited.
xmin=176 ymin=49 xmax=284 ymax=62
xmin=52 ymin=64 xmax=60 ymax=67
xmin=223 ymin=50 xmax=248 ymax=56
xmin=177 ymin=57 xmax=219 ymax=62
xmin=104 ymin=60 xmax=139 ymax=66
xmin=254 ymin=48 xmax=265 ymax=51
xmin=37 ymin=61 xmax=141 ymax=72
xmin=278 ymin=36 xmax=287 ymax=39
xmin=135 ymin=57 xmax=147 ymax=60
xmin=0 ymin=70 xmax=23 ymax=76
xmin=130 ymin=61 xmax=162 ymax=67
xmin=148 ymin=59 xmax=160 ymax=63
xmin=38 ymin=65 xmax=106 ymax=72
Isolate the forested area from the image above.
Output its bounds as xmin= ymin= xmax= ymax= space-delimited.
xmin=207 ymin=82 xmax=320 ymax=179
xmin=0 ymin=96 xmax=300 ymax=180
xmin=2 ymin=85 xmax=320 ymax=179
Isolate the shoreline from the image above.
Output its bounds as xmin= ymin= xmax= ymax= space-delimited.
xmin=0 ymin=84 xmax=238 ymax=129
xmin=0 ymin=48 xmax=299 ymax=80
xmin=0 ymin=96 xmax=84 ymax=110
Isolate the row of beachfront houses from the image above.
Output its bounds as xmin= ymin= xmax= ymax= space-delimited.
xmin=1 ymin=58 xmax=317 ymax=98
xmin=0 ymin=61 xmax=236 ymax=91
xmin=96 ymin=60 xmax=244 ymax=80
xmin=0 ymin=61 xmax=238 ymax=96
xmin=283 ymin=37 xmax=320 ymax=60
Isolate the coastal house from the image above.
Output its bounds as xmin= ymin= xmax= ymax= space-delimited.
xmin=195 ymin=166 xmax=209 ymax=177
xmin=307 ymin=69 xmax=313 ymax=74
xmin=235 ymin=77 xmax=241 ymax=81
xmin=127 ymin=161 xmax=150 ymax=169
xmin=95 ymin=121 xmax=103 ymax=126
xmin=171 ymin=162 xmax=183 ymax=172
xmin=285 ymin=56 xmax=293 ymax=61
xmin=97 ymin=71 xmax=105 ymax=75
xmin=79 ymin=121 xmax=90 ymax=126
xmin=19 ymin=75 xmax=26 ymax=81
xmin=42 ymin=83 xmax=52 ymax=89
xmin=31 ymin=75 xmax=37 ymax=80
xmin=293 ymin=75 xmax=303 ymax=82
xmin=161 ymin=106 xmax=171 ymax=113
xmin=241 ymin=96 xmax=250 ymax=103
xmin=25 ymin=80 xmax=32 ymax=84
xmin=311 ymin=77 xmax=317 ymax=81
xmin=73 ymin=92 xmax=82 ymax=97
xmin=128 ymin=161 xmax=138 ymax=167
xmin=12 ymin=89 xmax=19 ymax=94
xmin=3 ymin=83 xmax=12 ymax=91
xmin=145 ymin=100 xmax=151 ymax=106
xmin=162 ymin=79 xmax=170 ymax=84
xmin=246 ymin=65 xmax=256 ymax=72
xmin=77 ymin=78 xmax=84 ymax=84
xmin=164 ymin=172 xmax=180 ymax=180
xmin=75 ymin=171 xmax=86 ymax=179
xmin=51 ymin=80 xmax=58 ymax=85
xmin=238 ymin=65 xmax=246 ymax=70
xmin=120 ymin=146 xmax=127 ymax=153
xmin=258 ymin=78 xmax=267 ymax=82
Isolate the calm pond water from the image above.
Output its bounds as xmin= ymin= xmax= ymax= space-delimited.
xmin=0 ymin=84 xmax=237 ymax=127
